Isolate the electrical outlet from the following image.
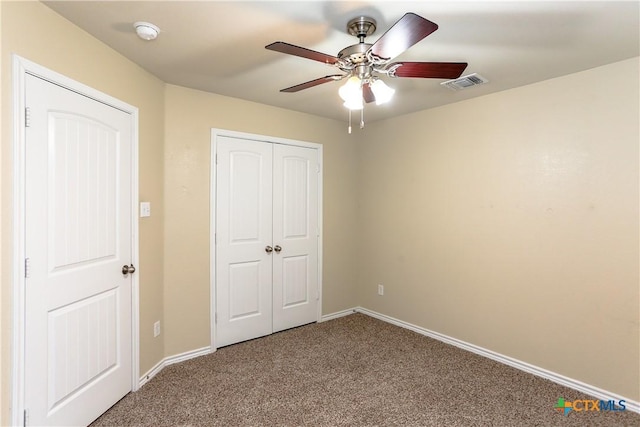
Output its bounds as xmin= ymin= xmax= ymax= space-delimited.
xmin=154 ymin=321 xmax=161 ymax=337
xmin=378 ymin=284 xmax=384 ymax=296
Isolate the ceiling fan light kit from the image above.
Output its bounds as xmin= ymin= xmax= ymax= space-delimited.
xmin=370 ymin=79 xmax=395 ymax=105
xmin=266 ymin=12 xmax=469 ymax=133
xmin=338 ymin=76 xmax=364 ymax=109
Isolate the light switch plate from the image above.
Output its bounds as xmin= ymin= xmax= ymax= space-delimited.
xmin=140 ymin=202 xmax=151 ymax=217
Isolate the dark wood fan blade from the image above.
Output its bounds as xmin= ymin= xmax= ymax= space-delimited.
xmin=280 ymin=75 xmax=343 ymax=92
xmin=362 ymin=83 xmax=376 ymax=103
xmin=369 ymin=13 xmax=438 ymax=61
xmin=266 ymin=41 xmax=340 ymax=65
xmin=388 ymin=62 xmax=468 ymax=79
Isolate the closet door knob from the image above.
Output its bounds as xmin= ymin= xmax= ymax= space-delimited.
xmin=122 ymin=264 xmax=136 ymax=275
xmin=265 ymin=246 xmax=273 ymax=254
xmin=274 ymin=245 xmax=282 ymax=253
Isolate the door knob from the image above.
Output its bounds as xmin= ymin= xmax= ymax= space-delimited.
xmin=265 ymin=246 xmax=273 ymax=254
xmin=122 ymin=264 xmax=136 ymax=275
xmin=274 ymin=245 xmax=282 ymax=253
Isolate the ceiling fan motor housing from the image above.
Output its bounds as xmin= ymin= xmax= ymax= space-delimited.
xmin=337 ymin=43 xmax=372 ymax=64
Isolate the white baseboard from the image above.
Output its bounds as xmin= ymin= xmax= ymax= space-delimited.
xmin=138 ymin=346 xmax=213 ymax=387
xmin=353 ymin=307 xmax=639 ymax=414
xmin=320 ymin=308 xmax=358 ymax=322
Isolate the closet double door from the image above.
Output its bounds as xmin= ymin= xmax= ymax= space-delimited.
xmin=215 ymin=135 xmax=319 ymax=348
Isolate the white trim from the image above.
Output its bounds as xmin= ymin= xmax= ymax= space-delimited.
xmin=210 ymin=128 xmax=321 ymax=150
xmin=138 ymin=347 xmax=213 ymax=388
xmin=11 ymin=55 xmax=141 ymax=425
xmin=354 ymin=307 xmax=640 ymax=414
xmin=316 ymin=147 xmax=324 ymax=323
xmin=320 ymin=308 xmax=357 ymax=322
xmin=130 ymin=95 xmax=141 ymax=393
xmin=209 ymin=128 xmax=323 ymax=350
xmin=209 ymin=129 xmax=217 ymax=350
xmin=11 ymin=53 xmax=28 ymax=427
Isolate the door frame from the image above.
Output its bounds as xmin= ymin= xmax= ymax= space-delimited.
xmin=209 ymin=128 xmax=323 ymax=349
xmin=11 ymin=55 xmax=140 ymax=426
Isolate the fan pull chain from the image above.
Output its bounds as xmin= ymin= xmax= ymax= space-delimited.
xmin=346 ymin=106 xmax=365 ymax=134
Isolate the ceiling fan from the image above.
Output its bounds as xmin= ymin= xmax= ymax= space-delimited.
xmin=265 ymin=13 xmax=468 ymax=110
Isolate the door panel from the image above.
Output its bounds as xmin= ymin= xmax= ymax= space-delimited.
xmin=282 ymin=156 xmax=310 ymax=238
xmin=282 ymin=255 xmax=310 ymax=307
xmin=50 ymin=113 xmax=118 ymax=270
xmin=228 ymin=261 xmax=261 ymax=319
xmin=272 ymin=144 xmax=319 ymax=332
xmin=25 ymin=74 xmax=132 ymax=426
xmin=48 ymin=289 xmax=118 ymax=410
xmin=216 ymin=136 xmax=273 ymax=347
xmin=229 ymin=151 xmax=264 ymax=243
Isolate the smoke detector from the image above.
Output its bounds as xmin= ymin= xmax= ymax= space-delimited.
xmin=441 ymin=73 xmax=488 ymax=91
xmin=134 ymin=22 xmax=160 ymax=41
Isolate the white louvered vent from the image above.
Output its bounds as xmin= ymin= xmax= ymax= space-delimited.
xmin=441 ymin=73 xmax=489 ymax=91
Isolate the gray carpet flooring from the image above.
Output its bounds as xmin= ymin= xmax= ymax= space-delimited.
xmin=91 ymin=313 xmax=639 ymax=426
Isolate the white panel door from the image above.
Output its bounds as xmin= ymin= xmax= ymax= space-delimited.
xmin=24 ymin=74 xmax=133 ymax=426
xmin=272 ymin=144 xmax=319 ymax=332
xmin=216 ymin=136 xmax=273 ymax=347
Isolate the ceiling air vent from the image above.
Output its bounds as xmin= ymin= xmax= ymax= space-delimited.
xmin=441 ymin=73 xmax=489 ymax=91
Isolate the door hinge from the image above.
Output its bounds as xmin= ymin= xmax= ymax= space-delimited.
xmin=23 ymin=408 xmax=29 ymax=426
xmin=24 ymin=258 xmax=31 ymax=278
xmin=25 ymin=107 xmax=31 ymax=128
xmin=215 ymin=312 xmax=218 ymax=324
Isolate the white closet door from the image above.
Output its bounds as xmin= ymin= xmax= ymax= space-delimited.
xmin=216 ymin=136 xmax=273 ymax=347
xmin=272 ymin=144 xmax=319 ymax=332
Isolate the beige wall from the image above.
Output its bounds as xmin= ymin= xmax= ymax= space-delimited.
xmin=356 ymin=57 xmax=640 ymax=400
xmin=1 ymin=2 xmax=166 ymax=423
xmin=163 ymin=84 xmax=359 ymax=356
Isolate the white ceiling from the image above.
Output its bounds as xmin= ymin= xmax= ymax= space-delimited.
xmin=43 ymin=1 xmax=639 ymax=123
